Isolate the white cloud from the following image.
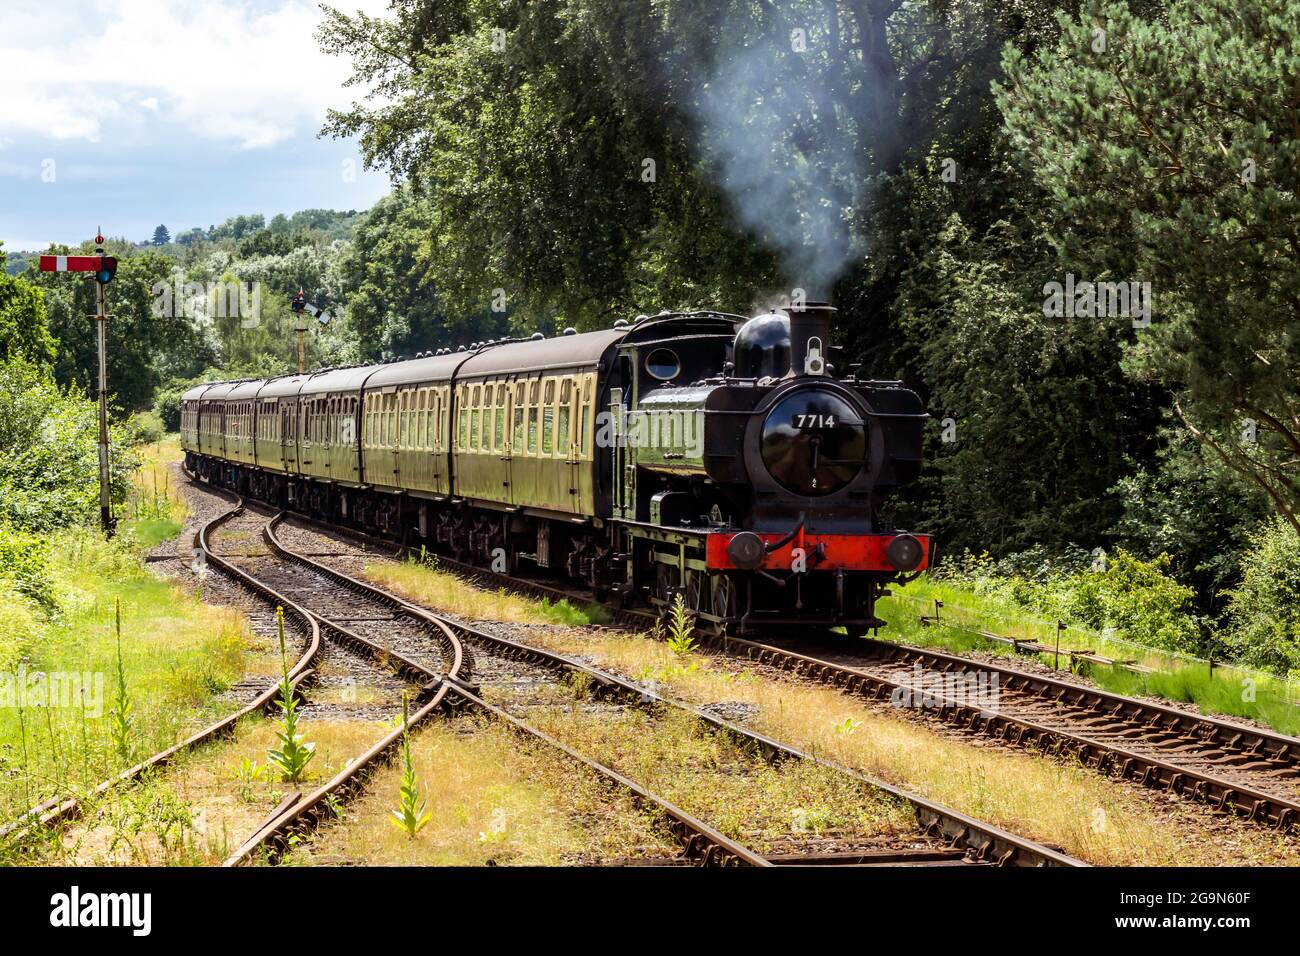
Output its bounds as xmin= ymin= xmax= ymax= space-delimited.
xmin=0 ymin=0 xmax=391 ymax=150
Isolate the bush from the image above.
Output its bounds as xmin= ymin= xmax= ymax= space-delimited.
xmin=1224 ymin=518 xmax=1300 ymax=677
xmin=0 ymin=357 xmax=132 ymax=531
xmin=935 ymin=545 xmax=1202 ymax=654
xmin=1066 ymin=550 xmax=1201 ymax=654
xmin=152 ymin=383 xmax=184 ymax=432
xmin=123 ymin=410 xmax=166 ymax=445
xmin=0 ymin=526 xmax=54 ymax=611
xmin=0 ymin=580 xmax=42 ymax=671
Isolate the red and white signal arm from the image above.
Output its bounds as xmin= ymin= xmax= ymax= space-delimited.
xmin=39 ymin=255 xmax=102 ymax=272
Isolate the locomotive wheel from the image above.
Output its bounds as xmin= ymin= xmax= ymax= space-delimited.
xmin=709 ymin=575 xmax=735 ymax=636
xmin=654 ymin=562 xmax=675 ymax=613
xmin=450 ymin=515 xmax=469 ymax=561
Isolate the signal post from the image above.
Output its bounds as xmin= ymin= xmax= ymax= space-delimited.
xmin=39 ymin=232 xmax=118 ymax=535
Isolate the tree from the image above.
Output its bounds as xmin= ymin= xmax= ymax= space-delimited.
xmin=151 ymin=224 xmax=171 ymax=246
xmin=0 ymin=246 xmax=54 ymax=366
xmin=338 ymin=188 xmax=506 ymax=359
xmin=32 ymin=245 xmax=212 ymax=411
xmin=891 ymin=215 xmax=1158 ymax=554
xmin=998 ymin=0 xmax=1300 ymax=534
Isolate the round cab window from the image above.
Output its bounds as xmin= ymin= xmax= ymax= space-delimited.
xmin=645 ymin=348 xmax=680 ymax=381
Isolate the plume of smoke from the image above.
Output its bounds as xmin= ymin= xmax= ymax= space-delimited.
xmin=693 ymin=27 xmax=864 ymax=297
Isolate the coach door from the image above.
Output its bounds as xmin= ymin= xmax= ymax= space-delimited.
xmin=280 ymin=400 xmax=296 ymax=472
xmin=558 ymin=377 xmax=579 ymax=513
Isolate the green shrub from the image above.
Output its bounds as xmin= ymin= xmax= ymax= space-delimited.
xmin=123 ymin=410 xmax=166 ymax=446
xmin=935 ymin=546 xmax=1201 ymax=655
xmin=0 ymin=357 xmax=133 ymax=532
xmin=152 ymin=384 xmax=184 ymax=432
xmin=1224 ymin=518 xmax=1300 ymax=677
xmin=1066 ymin=550 xmax=1201 ymax=654
xmin=0 ymin=526 xmax=54 ymax=611
xmin=0 ymin=579 xmax=42 ymax=671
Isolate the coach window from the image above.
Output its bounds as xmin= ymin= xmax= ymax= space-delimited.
xmin=416 ymin=390 xmax=426 ymax=450
xmin=462 ymin=386 xmax=471 ymax=451
xmin=397 ymin=391 xmax=407 ymax=449
xmin=558 ymin=379 xmax=572 ymax=456
xmin=493 ymin=384 xmax=506 ymax=451
xmin=435 ymin=389 xmax=444 ymax=450
xmin=579 ymin=375 xmax=593 ymax=459
xmin=527 ymin=380 xmax=540 ymax=455
xmin=426 ymin=389 xmax=433 ymax=450
xmin=469 ymin=385 xmax=481 ymax=451
xmin=542 ymin=379 xmax=555 ymax=455
xmin=512 ymin=382 xmax=525 ymax=452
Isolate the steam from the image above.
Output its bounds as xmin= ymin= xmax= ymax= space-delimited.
xmin=693 ymin=26 xmax=866 ymax=297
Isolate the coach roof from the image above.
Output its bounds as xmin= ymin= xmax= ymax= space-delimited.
xmin=227 ymin=379 xmax=267 ymax=401
xmin=297 ymin=364 xmax=381 ymax=398
xmin=257 ymin=372 xmax=312 ymax=400
xmin=456 ymin=328 xmax=627 ymax=378
xmin=181 ymin=383 xmax=218 ymax=403
xmin=364 ymin=350 xmax=467 ymax=389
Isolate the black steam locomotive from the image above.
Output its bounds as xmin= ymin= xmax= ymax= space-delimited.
xmin=181 ymin=302 xmax=930 ymax=635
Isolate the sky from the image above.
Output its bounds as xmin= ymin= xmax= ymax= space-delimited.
xmin=0 ymin=0 xmax=394 ymax=251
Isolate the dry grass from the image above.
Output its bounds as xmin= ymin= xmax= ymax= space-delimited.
xmin=285 ymin=714 xmax=677 ymax=865
xmin=516 ymin=627 xmax=1300 ymax=866
xmin=365 ymin=559 xmax=590 ymax=624
xmin=130 ymin=438 xmax=189 ymax=522
xmin=508 ymin=682 xmax=916 ymax=853
xmin=55 ymin=716 xmax=397 ymax=866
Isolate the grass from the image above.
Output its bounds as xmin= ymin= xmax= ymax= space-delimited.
xmin=34 ymin=716 xmax=397 ymax=866
xmin=284 ymin=715 xmax=677 ymax=866
xmin=877 ymin=578 xmax=1300 ymax=737
xmin=512 ymin=626 xmax=1300 ymax=866
xmin=0 ymin=528 xmax=253 ymax=829
xmin=364 ymin=556 xmax=608 ymax=625
xmin=511 ymin=682 xmax=916 ymax=853
xmin=119 ymin=436 xmax=187 ymax=546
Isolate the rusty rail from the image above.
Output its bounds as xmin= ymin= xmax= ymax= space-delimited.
xmin=0 ymin=485 xmax=322 ymax=845
xmin=261 ymin=514 xmax=1080 ymax=867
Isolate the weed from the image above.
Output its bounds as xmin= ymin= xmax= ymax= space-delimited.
xmin=266 ymin=608 xmax=315 ymax=783
xmin=666 ymin=593 xmax=698 ymax=657
xmin=390 ymin=694 xmax=430 ymax=839
xmin=109 ymin=599 xmax=134 ymax=766
xmin=231 ymin=758 xmax=267 ymax=803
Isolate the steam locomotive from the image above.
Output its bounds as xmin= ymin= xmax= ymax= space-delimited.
xmin=181 ymin=302 xmax=931 ymax=635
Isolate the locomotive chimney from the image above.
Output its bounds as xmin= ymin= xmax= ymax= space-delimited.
xmin=786 ymin=300 xmax=834 ymax=377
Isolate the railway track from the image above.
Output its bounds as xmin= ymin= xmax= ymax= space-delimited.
xmin=0 ymin=490 xmax=323 ymax=848
xmin=412 ymin=547 xmax=1300 ymax=836
xmin=209 ymin=504 xmax=1079 ymax=867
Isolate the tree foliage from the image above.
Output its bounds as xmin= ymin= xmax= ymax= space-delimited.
xmin=0 ymin=358 xmax=132 ymax=532
xmin=0 ymin=247 xmax=54 ymax=366
xmin=999 ymin=0 xmax=1300 ymax=533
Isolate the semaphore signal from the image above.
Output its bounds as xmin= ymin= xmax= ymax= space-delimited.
xmin=290 ymin=289 xmax=331 ymax=373
xmin=38 ymin=229 xmax=117 ymax=535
